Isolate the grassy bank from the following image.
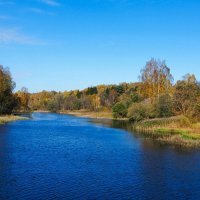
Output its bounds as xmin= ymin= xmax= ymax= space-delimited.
xmin=60 ymin=110 xmax=114 ymax=119
xmin=133 ymin=116 xmax=200 ymax=148
xmin=0 ymin=115 xmax=28 ymax=125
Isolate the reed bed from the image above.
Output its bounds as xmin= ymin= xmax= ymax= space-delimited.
xmin=133 ymin=116 xmax=200 ymax=148
xmin=0 ymin=115 xmax=28 ymax=124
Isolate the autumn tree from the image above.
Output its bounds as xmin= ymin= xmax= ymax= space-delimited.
xmin=0 ymin=65 xmax=17 ymax=114
xmin=140 ymin=58 xmax=174 ymax=101
xmin=88 ymin=94 xmax=101 ymax=111
xmin=29 ymin=90 xmax=55 ymax=110
xmin=173 ymin=74 xmax=200 ymax=118
xmin=80 ymin=96 xmax=91 ymax=110
xmin=16 ymin=87 xmax=30 ymax=112
xmin=64 ymin=95 xmax=81 ymax=110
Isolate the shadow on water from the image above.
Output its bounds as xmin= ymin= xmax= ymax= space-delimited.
xmin=19 ymin=112 xmax=33 ymax=119
xmin=89 ymin=118 xmax=199 ymax=153
xmin=89 ymin=118 xmax=132 ymax=130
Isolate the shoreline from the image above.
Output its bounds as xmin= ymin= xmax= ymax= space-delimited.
xmin=133 ymin=116 xmax=200 ymax=148
xmin=0 ymin=115 xmax=28 ymax=125
xmin=60 ymin=111 xmax=200 ymax=148
xmin=33 ymin=110 xmax=50 ymax=113
xmin=15 ymin=110 xmax=200 ymax=148
xmin=59 ymin=110 xmax=114 ymax=120
xmin=60 ymin=110 xmax=129 ymax=121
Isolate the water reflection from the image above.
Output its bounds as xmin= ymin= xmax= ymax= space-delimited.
xmin=0 ymin=113 xmax=200 ymax=200
xmin=90 ymin=118 xmax=199 ymax=152
xmin=90 ymin=118 xmax=200 ymax=199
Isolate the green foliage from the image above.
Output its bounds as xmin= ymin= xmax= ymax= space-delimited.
xmin=76 ymin=90 xmax=82 ymax=98
xmin=29 ymin=82 xmax=142 ymax=112
xmin=64 ymin=96 xmax=81 ymax=110
xmin=86 ymin=87 xmax=98 ymax=95
xmin=128 ymin=102 xmax=156 ymax=122
xmin=22 ymin=59 xmax=200 ymax=125
xmin=112 ymin=85 xmax=125 ymax=95
xmin=173 ymin=74 xmax=200 ymax=119
xmin=156 ymin=94 xmax=173 ymax=118
xmin=16 ymin=87 xmax=30 ymax=112
xmin=112 ymin=102 xmax=127 ymax=119
xmin=47 ymin=101 xmax=57 ymax=112
xmin=1 ymin=58 xmax=200 ymax=128
xmin=0 ymin=65 xmax=17 ymax=115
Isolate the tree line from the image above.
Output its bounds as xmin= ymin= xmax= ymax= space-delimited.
xmin=1 ymin=59 xmax=200 ymax=122
xmin=0 ymin=65 xmax=18 ymax=114
xmin=0 ymin=65 xmax=30 ymax=115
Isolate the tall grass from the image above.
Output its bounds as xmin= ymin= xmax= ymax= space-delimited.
xmin=0 ymin=115 xmax=28 ymax=124
xmin=134 ymin=116 xmax=191 ymax=130
xmin=133 ymin=116 xmax=200 ymax=148
xmin=60 ymin=110 xmax=113 ymax=119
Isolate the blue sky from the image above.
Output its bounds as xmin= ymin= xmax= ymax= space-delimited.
xmin=0 ymin=0 xmax=200 ymax=92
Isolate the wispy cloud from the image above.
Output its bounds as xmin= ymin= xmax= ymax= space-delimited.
xmin=0 ymin=15 xmax=11 ymax=20
xmin=0 ymin=28 xmax=44 ymax=45
xmin=39 ymin=0 xmax=60 ymax=6
xmin=28 ymin=7 xmax=54 ymax=15
xmin=0 ymin=0 xmax=14 ymax=5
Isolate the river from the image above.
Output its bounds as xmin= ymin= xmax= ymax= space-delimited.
xmin=0 ymin=112 xmax=200 ymax=200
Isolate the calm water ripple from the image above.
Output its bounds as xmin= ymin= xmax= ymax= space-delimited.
xmin=0 ymin=112 xmax=200 ymax=200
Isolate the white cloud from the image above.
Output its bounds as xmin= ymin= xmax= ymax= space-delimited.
xmin=0 ymin=28 xmax=44 ymax=45
xmin=39 ymin=0 xmax=60 ymax=6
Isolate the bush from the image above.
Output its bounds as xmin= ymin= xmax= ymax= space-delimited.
xmin=0 ymin=65 xmax=17 ymax=115
xmin=135 ymin=115 xmax=191 ymax=129
xmin=194 ymin=104 xmax=200 ymax=120
xmin=47 ymin=101 xmax=58 ymax=112
xmin=156 ymin=94 xmax=174 ymax=118
xmin=127 ymin=102 xmax=156 ymax=122
xmin=112 ymin=102 xmax=127 ymax=118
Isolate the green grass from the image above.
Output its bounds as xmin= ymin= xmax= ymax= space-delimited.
xmin=133 ymin=116 xmax=200 ymax=148
xmin=181 ymin=132 xmax=200 ymax=140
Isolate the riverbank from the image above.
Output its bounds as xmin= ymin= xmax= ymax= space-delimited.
xmin=60 ymin=110 xmax=114 ymax=119
xmin=33 ymin=110 xmax=50 ymax=113
xmin=0 ymin=115 xmax=28 ymax=125
xmin=60 ymin=111 xmax=200 ymax=148
xmin=133 ymin=116 xmax=200 ymax=148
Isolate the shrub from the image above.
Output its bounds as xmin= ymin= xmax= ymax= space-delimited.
xmin=156 ymin=94 xmax=174 ymax=118
xmin=47 ymin=100 xmax=58 ymax=112
xmin=112 ymin=102 xmax=127 ymax=118
xmin=127 ymin=102 xmax=156 ymax=122
xmin=134 ymin=115 xmax=191 ymax=129
xmin=173 ymin=74 xmax=200 ymax=119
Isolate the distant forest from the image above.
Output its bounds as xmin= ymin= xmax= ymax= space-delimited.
xmin=1 ymin=58 xmax=200 ymax=122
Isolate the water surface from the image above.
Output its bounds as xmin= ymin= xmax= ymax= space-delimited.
xmin=0 ymin=112 xmax=200 ymax=200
